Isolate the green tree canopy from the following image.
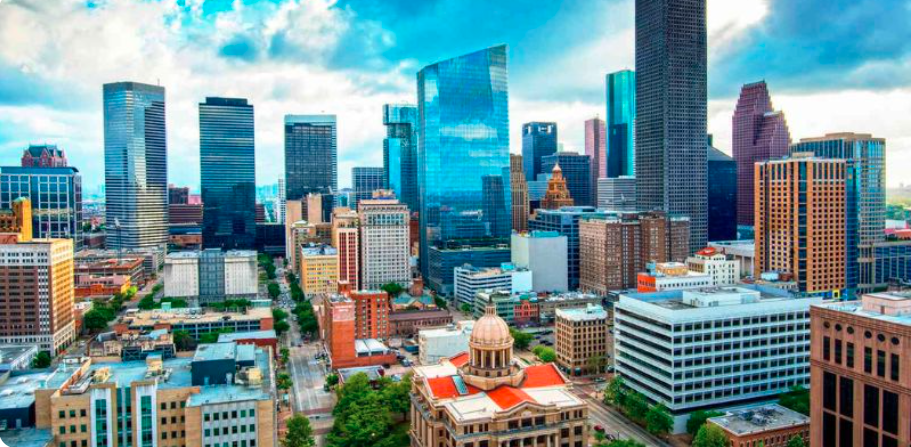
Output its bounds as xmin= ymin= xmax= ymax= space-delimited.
xmin=31 ymin=352 xmax=51 ymax=369
xmin=596 ymin=440 xmax=647 ymax=447
xmin=787 ymin=436 xmax=806 ymax=447
xmin=646 ymin=404 xmax=673 ymax=436
xmin=510 ymin=328 xmax=533 ymax=350
xmin=622 ymin=391 xmax=650 ymax=423
xmin=277 ymin=373 xmax=293 ymax=391
xmin=173 ymin=330 xmax=193 ymax=351
xmin=779 ymin=385 xmax=810 ymax=415
xmin=268 ymin=282 xmax=281 ymax=299
xmin=605 ymin=376 xmax=627 ymax=407
xmin=687 ymin=410 xmax=724 ymax=436
xmin=692 ymin=424 xmax=728 ymax=447
xmin=380 ymin=282 xmax=404 ymax=297
xmin=535 ymin=347 xmax=556 ymax=363
xmin=282 ymin=414 xmax=315 ymax=447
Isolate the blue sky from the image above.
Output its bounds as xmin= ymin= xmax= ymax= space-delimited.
xmin=0 ymin=0 xmax=909 ymax=193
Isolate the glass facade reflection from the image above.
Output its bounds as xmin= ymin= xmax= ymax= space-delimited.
xmin=352 ymin=167 xmax=385 ymax=209
xmin=0 ymin=166 xmax=83 ymax=249
xmin=521 ymin=122 xmax=557 ymax=182
xmin=541 ymin=153 xmax=593 ymax=207
xmin=606 ymin=70 xmax=636 ymax=178
xmin=103 ymin=82 xmax=168 ymax=249
xmin=284 ymin=115 xmax=337 ymax=200
xmin=383 ymin=104 xmax=419 ymax=211
xmin=417 ymin=45 xmax=512 ymax=280
xmin=199 ymin=97 xmax=256 ymax=249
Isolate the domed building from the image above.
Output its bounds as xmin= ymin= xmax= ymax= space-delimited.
xmin=410 ymin=305 xmax=589 ymax=447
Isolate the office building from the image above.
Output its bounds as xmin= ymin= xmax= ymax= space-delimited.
xmin=511 ymin=231 xmax=569 ymax=293
xmin=707 ymin=405 xmax=809 ymax=447
xmin=522 ymin=121 xmax=558 ymax=182
xmin=299 ymin=244 xmax=338 ymax=296
xmin=597 ymin=176 xmax=637 ymax=211
xmin=410 ymin=307 xmax=588 ymax=447
xmin=349 ymin=290 xmax=390 ymax=340
xmin=710 ymin=240 xmax=755 ymax=277
xmin=122 ymin=307 xmax=274 ymax=338
xmin=579 ymin=211 xmax=690 ymax=294
xmin=388 ymin=309 xmax=453 ymax=337
xmin=733 ymin=81 xmax=791 ymax=232
xmin=707 ymin=141 xmax=737 ymax=241
xmin=755 ymin=155 xmax=846 ymax=298
xmin=635 ymin=0 xmax=708 ymax=253
xmin=320 ymin=294 xmax=396 ymax=369
xmin=284 ymin=114 xmax=337 ymax=200
xmin=510 ymin=153 xmax=529 ymax=232
xmin=426 ymin=243 xmax=511 ymax=296
xmin=358 ymin=198 xmax=410 ymax=289
xmin=163 ymin=250 xmax=258 ymax=304
xmin=331 ymin=207 xmax=360 ymax=290
xmin=636 ymin=262 xmax=713 ymax=292
xmin=0 ymin=166 xmax=82 ymax=248
xmin=538 ymin=292 xmax=602 ymax=323
xmin=0 ymin=236 xmax=74 ymax=355
xmin=542 ymin=152 xmax=592 ymax=207
xmin=606 ymin=70 xmax=636 ymax=178
xmin=287 ymin=220 xmax=332 ymax=274
xmin=615 ymin=286 xmax=816 ymax=432
xmin=103 ymin=81 xmax=168 ymax=249
xmin=809 ymin=291 xmax=911 ymax=447
xmin=585 ymin=117 xmax=607 ymax=200
xmin=686 ymin=246 xmax=740 ymax=286
xmin=556 ymin=304 xmax=609 ymax=377
xmin=276 ymin=178 xmax=286 ymax=224
xmin=417 ymin=321 xmax=474 ymax=365
xmin=169 ymin=185 xmax=189 ymax=204
xmin=352 ymin=166 xmax=385 ymax=208
xmin=453 ymin=264 xmax=533 ymax=307
xmin=418 ymin=45 xmax=512 ymax=279
xmin=382 ymin=104 xmax=419 ymax=211
xmin=541 ymin=164 xmax=575 ymax=210
xmin=254 ymin=222 xmax=284 ymax=256
xmin=199 ymin=97 xmax=256 ymax=249
xmin=21 ymin=144 xmax=67 ymax=168
xmin=791 ymin=133 xmax=886 ymax=295
xmin=528 ymin=206 xmax=602 ymax=289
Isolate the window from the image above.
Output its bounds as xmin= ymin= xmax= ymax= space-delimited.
xmin=864 ymin=347 xmax=873 ymax=373
xmin=864 ymin=385 xmax=879 ymax=427
xmin=823 ymin=336 xmax=831 ymax=361
xmin=823 ymin=372 xmax=837 ymax=411
xmin=847 ymin=342 xmax=855 ymax=368
xmin=834 ymin=339 xmax=842 ymax=364
xmin=878 ymin=350 xmax=886 ymax=377
xmin=883 ymin=391 xmax=899 ymax=434
xmin=863 ymin=428 xmax=877 ymax=447
xmin=823 ymin=413 xmax=836 ymax=447
xmin=839 ymin=417 xmax=853 ymax=447
xmin=890 ymin=353 xmax=899 ymax=381
xmin=839 ymin=377 xmax=853 ymax=417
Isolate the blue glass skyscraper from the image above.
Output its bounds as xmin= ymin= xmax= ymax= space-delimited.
xmin=103 ymin=82 xmax=168 ymax=249
xmin=521 ymin=122 xmax=558 ymax=182
xmin=606 ymin=70 xmax=636 ymax=178
xmin=0 ymin=165 xmax=83 ymax=249
xmin=541 ymin=152 xmax=593 ymax=207
xmin=352 ymin=166 xmax=385 ymax=208
xmin=383 ymin=104 xmax=419 ymax=211
xmin=417 ymin=45 xmax=512 ymax=279
xmin=199 ymin=97 xmax=256 ymax=249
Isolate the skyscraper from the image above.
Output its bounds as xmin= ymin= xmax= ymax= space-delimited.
xmin=791 ymin=133 xmax=886 ymax=295
xmin=103 ymin=81 xmax=168 ymax=249
xmin=732 ymin=81 xmax=791 ymax=231
xmin=521 ymin=122 xmax=558 ymax=182
xmin=606 ymin=70 xmax=636 ymax=178
xmin=509 ymin=154 xmax=529 ymax=232
xmin=541 ymin=152 xmax=592 ymax=207
xmin=199 ymin=97 xmax=256 ymax=249
xmin=541 ymin=164 xmax=574 ymax=210
xmin=585 ymin=117 xmax=607 ymax=201
xmin=707 ymin=141 xmax=737 ymax=241
xmin=352 ymin=167 xmax=385 ymax=208
xmin=0 ymin=165 xmax=83 ymax=249
xmin=383 ymin=104 xmax=419 ymax=211
xmin=417 ymin=45 xmax=511 ymax=279
xmin=359 ymin=198 xmax=410 ymax=289
xmin=635 ymin=0 xmax=708 ymax=253
xmin=284 ymin=115 xmax=337 ymax=200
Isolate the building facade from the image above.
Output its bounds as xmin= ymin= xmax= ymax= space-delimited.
xmin=511 ymin=231 xmax=569 ymax=293
xmin=199 ymin=97 xmax=256 ymax=249
xmin=635 ymin=0 xmax=708 ymax=253
xmin=510 ymin=154 xmax=529 ymax=232
xmin=596 ymin=176 xmax=636 ymax=211
xmin=585 ymin=117 xmax=607 ymax=201
xmin=331 ymin=207 xmax=360 ymax=290
xmin=636 ymin=262 xmax=713 ymax=292
xmin=528 ymin=207 xmax=602 ymax=290
xmin=299 ymin=244 xmax=339 ymax=296
xmin=707 ymin=142 xmax=737 ymax=242
xmin=427 ymin=243 xmax=512 ymax=296
xmin=358 ymin=198 xmax=410 ymax=289
xmin=0 ymin=166 xmax=83 ymax=249
xmin=707 ymin=404 xmax=809 ymax=447
xmin=383 ymin=104 xmax=419 ymax=211
xmin=417 ymin=321 xmax=474 ymax=366
xmin=163 ymin=250 xmax=258 ymax=304
xmin=453 ymin=264 xmax=533 ymax=307
xmin=522 ymin=121 xmax=558 ymax=182
xmin=555 ymin=304 xmax=609 ymax=376
xmin=352 ymin=167 xmax=385 ymax=209
xmin=541 ymin=164 xmax=575 ymax=210
xmin=541 ymin=153 xmax=592 ymax=208
xmin=103 ymin=81 xmax=168 ymax=249
xmin=349 ymin=290 xmax=391 ymax=340
xmin=686 ymin=246 xmax=740 ymax=286
xmin=606 ymin=70 xmax=636 ymax=178
xmin=21 ymin=144 xmax=67 ymax=168
xmin=284 ymin=115 xmax=337 ymax=200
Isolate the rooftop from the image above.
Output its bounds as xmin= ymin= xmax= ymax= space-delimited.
xmin=556 ymin=304 xmax=607 ymax=321
xmin=194 ymin=342 xmax=239 ymax=362
xmin=0 ymin=428 xmax=54 ymax=447
xmin=0 ymin=370 xmax=64 ymax=410
xmin=217 ymin=330 xmax=278 ymax=342
xmin=337 ymin=365 xmax=385 ymax=382
xmin=354 ymin=339 xmax=390 ymax=355
xmin=0 ymin=344 xmax=37 ymax=368
xmin=623 ymin=285 xmax=801 ymax=311
xmin=708 ymin=404 xmax=809 ymax=435
xmin=124 ymin=307 xmax=271 ymax=327
xmin=815 ymin=292 xmax=911 ymax=325
xmin=301 ymin=244 xmax=337 ymax=256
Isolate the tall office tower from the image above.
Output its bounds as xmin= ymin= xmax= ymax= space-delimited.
xmin=383 ymin=104 xmax=419 ymax=211
xmin=276 ymin=178 xmax=286 ymax=225
xmin=541 ymin=164 xmax=575 ymax=210
xmin=359 ymin=198 xmax=410 ymax=290
xmin=0 ymin=235 xmax=75 ymax=355
xmin=791 ymin=133 xmax=886 ymax=295
xmin=597 ymin=176 xmax=637 ymax=211
xmin=284 ymin=114 xmax=337 ymax=200
xmin=522 ymin=122 xmax=558 ymax=182
xmin=168 ymin=185 xmax=189 ymax=204
xmin=199 ymin=97 xmax=256 ymax=249
xmin=810 ymin=291 xmax=911 ymax=447
xmin=0 ymin=165 xmax=83 ymax=249
xmin=707 ymin=141 xmax=737 ymax=241
xmin=103 ymin=81 xmax=168 ymax=249
xmin=352 ymin=167 xmax=385 ymax=208
xmin=606 ymin=70 xmax=636 ymax=178
xmin=332 ymin=207 xmax=360 ymax=290
xmin=21 ymin=144 xmax=68 ymax=168
xmin=755 ymin=155 xmax=846 ymax=298
xmin=529 ymin=206 xmax=602 ymax=289
xmin=541 ymin=152 xmax=592 ymax=207
xmin=417 ymin=45 xmax=512 ymax=279
xmin=635 ymin=0 xmax=708 ymax=253
xmin=509 ymin=154 xmax=529 ymax=232
xmin=733 ymin=81 xmax=791 ymax=232
xmin=585 ymin=118 xmax=607 ymax=201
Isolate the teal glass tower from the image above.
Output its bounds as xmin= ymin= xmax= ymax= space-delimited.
xmin=383 ymin=104 xmax=418 ymax=211
xmin=417 ymin=45 xmax=512 ymax=278
xmin=606 ymin=70 xmax=636 ymax=178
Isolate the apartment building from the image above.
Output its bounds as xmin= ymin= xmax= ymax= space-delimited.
xmin=555 ymin=304 xmax=609 ymax=376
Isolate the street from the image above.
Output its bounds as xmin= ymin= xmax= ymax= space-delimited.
xmin=574 ymin=384 xmax=672 ymax=447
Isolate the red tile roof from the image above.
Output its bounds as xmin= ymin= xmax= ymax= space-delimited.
xmin=522 ymin=364 xmax=566 ymax=388
xmin=487 ymin=386 xmax=536 ymax=410
xmin=426 ymin=376 xmax=481 ymax=399
xmin=449 ymin=352 xmax=470 ymax=368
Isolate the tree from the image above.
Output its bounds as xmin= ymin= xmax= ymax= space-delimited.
xmin=433 ymin=296 xmax=448 ymax=310
xmin=31 ymin=351 xmax=51 ymax=368
xmin=510 ymin=328 xmax=533 ymax=350
xmin=326 ymin=373 xmax=339 ymax=387
xmin=597 ymin=441 xmax=646 ymax=447
xmin=460 ymin=303 xmax=471 ymax=313
xmin=138 ymin=295 xmax=156 ymax=310
xmin=277 ymin=373 xmax=293 ymax=391
xmin=586 ymin=354 xmax=608 ymax=375
xmin=605 ymin=376 xmax=627 ymax=407
xmin=83 ymin=310 xmax=110 ymax=332
xmin=280 ymin=348 xmax=290 ymax=365
xmin=622 ymin=391 xmax=649 ymax=423
xmin=327 ymin=395 xmax=393 ymax=447
xmin=535 ymin=347 xmax=556 ymax=363
xmin=282 ymin=414 xmax=315 ymax=447
xmin=380 ymin=282 xmax=404 ymax=297
xmin=173 ymin=330 xmax=193 ymax=351
xmin=687 ymin=410 xmax=724 ymax=436
xmin=779 ymin=385 xmax=810 ymax=416
xmin=692 ymin=424 xmax=728 ymax=447
xmin=787 ymin=436 xmax=806 ymax=447
xmin=199 ymin=328 xmax=234 ymax=344
xmin=274 ymin=320 xmax=291 ymax=335
xmin=268 ymin=282 xmax=281 ymax=299
xmin=646 ymin=404 xmax=673 ymax=436
xmin=379 ymin=374 xmax=412 ymax=418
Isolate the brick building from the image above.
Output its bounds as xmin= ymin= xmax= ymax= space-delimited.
xmin=707 ymin=404 xmax=809 ymax=447
xmin=555 ymin=304 xmax=609 ymax=376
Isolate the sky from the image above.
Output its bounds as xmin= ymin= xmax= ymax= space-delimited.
xmin=0 ymin=0 xmax=909 ymax=194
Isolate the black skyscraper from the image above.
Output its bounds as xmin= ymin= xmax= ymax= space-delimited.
xmin=707 ymin=143 xmax=737 ymax=241
xmin=284 ymin=115 xmax=337 ymax=200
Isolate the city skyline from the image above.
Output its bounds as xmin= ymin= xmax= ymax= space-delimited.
xmin=0 ymin=0 xmax=907 ymax=192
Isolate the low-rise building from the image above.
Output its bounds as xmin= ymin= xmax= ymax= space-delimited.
xmin=686 ymin=246 xmax=740 ymax=286
xmin=76 ymin=248 xmax=163 ymax=281
xmin=217 ymin=330 xmax=279 ymax=359
xmin=511 ymin=231 xmax=569 ymax=293
xmin=417 ymin=321 xmax=474 ymax=365
xmin=74 ymin=274 xmax=131 ymax=299
xmin=555 ymin=304 xmax=609 ymax=376
xmin=453 ymin=263 xmax=533 ymax=307
xmin=709 ymin=240 xmax=755 ymax=277
xmin=75 ymin=256 xmax=145 ymax=288
xmin=636 ymin=262 xmax=714 ymax=292
xmin=117 ymin=307 xmax=273 ymax=340
xmin=707 ymin=404 xmax=809 ymax=447
xmin=538 ymin=292 xmax=602 ymax=323
xmin=320 ymin=295 xmax=396 ymax=369
xmin=388 ymin=310 xmax=453 ymax=337
xmin=427 ymin=243 xmax=511 ymax=296
xmin=87 ymin=329 xmax=175 ymax=360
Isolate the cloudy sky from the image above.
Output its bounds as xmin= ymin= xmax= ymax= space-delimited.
xmin=1 ymin=0 xmax=909 ymax=194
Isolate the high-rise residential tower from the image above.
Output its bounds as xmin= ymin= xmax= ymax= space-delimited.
xmin=541 ymin=152 xmax=592 ymax=207
xmin=199 ymin=97 xmax=256 ymax=249
xmin=359 ymin=198 xmax=410 ymax=289
xmin=733 ymin=81 xmax=791 ymax=232
xmin=103 ymin=81 xmax=168 ymax=249
xmin=284 ymin=115 xmax=337 ymax=200
xmin=521 ymin=122 xmax=558 ymax=182
xmin=606 ymin=70 xmax=636 ymax=178
xmin=509 ymin=154 xmax=529 ymax=232
xmin=585 ymin=117 xmax=607 ymax=202
xmin=383 ymin=104 xmax=419 ymax=211
xmin=635 ymin=0 xmax=708 ymax=253
xmin=352 ymin=167 xmax=385 ymax=208
xmin=417 ymin=45 xmax=512 ymax=279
